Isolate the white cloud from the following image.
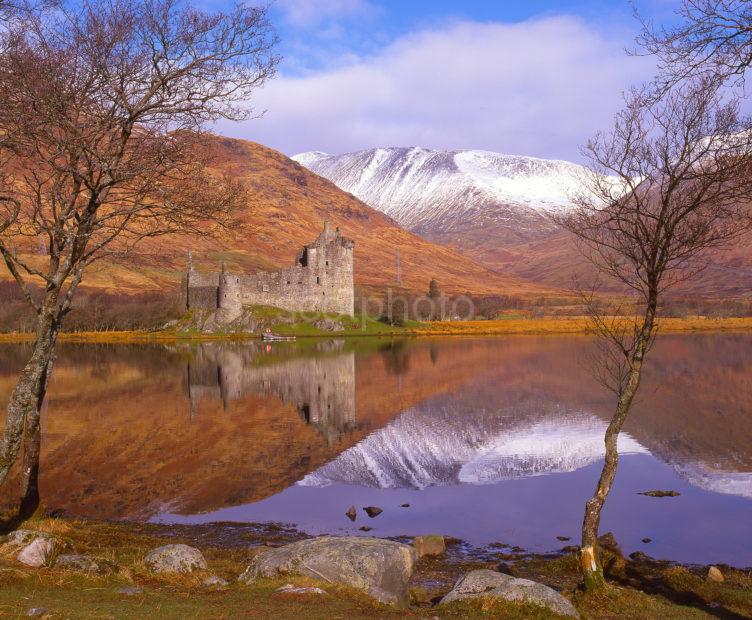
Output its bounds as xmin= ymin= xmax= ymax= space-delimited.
xmin=225 ymin=16 xmax=655 ymax=162
xmin=276 ymin=0 xmax=377 ymax=29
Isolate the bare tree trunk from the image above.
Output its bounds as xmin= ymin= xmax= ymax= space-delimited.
xmin=580 ymin=297 xmax=656 ymax=589
xmin=0 ymin=307 xmax=59 ymax=489
xmin=18 ymin=413 xmax=42 ymax=518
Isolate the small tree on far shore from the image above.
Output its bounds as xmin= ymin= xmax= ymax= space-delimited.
xmin=427 ymin=278 xmax=443 ymax=320
xmin=556 ymin=77 xmax=752 ymax=589
xmin=0 ymin=0 xmax=277 ymax=517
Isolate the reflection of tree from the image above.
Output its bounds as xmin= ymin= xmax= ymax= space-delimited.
xmin=430 ymin=343 xmax=439 ymax=366
xmin=379 ymin=340 xmax=411 ymax=376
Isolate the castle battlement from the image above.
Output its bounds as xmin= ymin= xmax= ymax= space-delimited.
xmin=182 ymin=222 xmax=355 ymax=317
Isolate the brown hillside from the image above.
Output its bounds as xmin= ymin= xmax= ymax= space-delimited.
xmin=432 ymin=223 xmax=752 ymax=301
xmin=1 ymin=135 xmax=556 ymax=299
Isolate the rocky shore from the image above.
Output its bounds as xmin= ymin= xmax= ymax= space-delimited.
xmin=0 ymin=517 xmax=750 ymax=618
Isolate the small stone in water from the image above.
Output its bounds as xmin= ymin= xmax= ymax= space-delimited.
xmin=638 ymin=490 xmax=680 ymax=497
xmin=345 ymin=505 xmax=357 ymax=522
xmin=400 ymin=503 xmax=410 ymax=508
xmin=556 ymin=536 xmax=570 ymax=541
xmin=642 ymin=537 xmax=652 ymax=544
xmin=359 ymin=526 xmax=373 ymax=532
xmin=363 ymin=506 xmax=383 ymax=518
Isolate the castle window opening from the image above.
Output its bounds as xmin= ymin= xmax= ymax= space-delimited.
xmin=316 ymin=276 xmax=320 ymax=284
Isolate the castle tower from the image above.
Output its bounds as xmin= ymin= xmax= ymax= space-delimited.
xmin=218 ymin=261 xmax=242 ymax=318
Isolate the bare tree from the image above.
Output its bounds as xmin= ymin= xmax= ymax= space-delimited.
xmin=636 ymin=0 xmax=752 ymax=88
xmin=0 ymin=0 xmax=277 ymax=516
xmin=556 ymin=77 xmax=752 ymax=588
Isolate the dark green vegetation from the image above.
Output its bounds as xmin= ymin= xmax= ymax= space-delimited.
xmin=0 ymin=518 xmax=750 ymax=619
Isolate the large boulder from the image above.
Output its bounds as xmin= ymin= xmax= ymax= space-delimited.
xmin=17 ymin=538 xmax=62 ymax=568
xmin=238 ymin=536 xmax=417 ymax=607
xmin=440 ymin=569 xmax=579 ymax=618
xmin=144 ymin=544 xmax=207 ymax=574
xmin=55 ymin=554 xmax=117 ymax=575
xmin=2 ymin=529 xmax=41 ymax=549
xmin=2 ymin=530 xmax=66 ymax=568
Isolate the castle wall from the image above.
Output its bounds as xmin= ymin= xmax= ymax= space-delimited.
xmin=186 ymin=272 xmax=220 ymax=310
xmin=188 ymin=223 xmax=355 ymax=317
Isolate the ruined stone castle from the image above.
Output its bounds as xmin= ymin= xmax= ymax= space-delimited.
xmin=183 ymin=222 xmax=355 ymax=317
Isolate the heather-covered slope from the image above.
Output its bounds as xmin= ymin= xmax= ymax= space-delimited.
xmin=0 ymin=136 xmax=552 ymax=299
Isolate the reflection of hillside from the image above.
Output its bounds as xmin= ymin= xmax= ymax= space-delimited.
xmin=0 ymin=338 xmax=510 ymax=519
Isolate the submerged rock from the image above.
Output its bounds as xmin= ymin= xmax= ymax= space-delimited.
xmin=363 ymin=506 xmax=383 ymax=518
xmin=440 ymin=569 xmax=579 ymax=618
xmin=55 ymin=554 xmax=117 ymax=575
xmin=238 ymin=536 xmax=417 ymax=607
xmin=413 ymin=535 xmax=446 ymax=558
xmin=144 ymin=544 xmax=207 ymax=574
xmin=345 ymin=506 xmax=357 ymax=522
xmin=638 ymin=490 xmax=680 ymax=497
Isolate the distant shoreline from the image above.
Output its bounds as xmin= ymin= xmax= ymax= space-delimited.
xmin=1 ymin=316 xmax=751 ymax=343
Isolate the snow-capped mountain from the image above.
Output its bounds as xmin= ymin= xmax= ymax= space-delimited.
xmin=292 ymin=147 xmax=586 ymax=242
xmin=294 ymin=146 xmax=752 ymax=296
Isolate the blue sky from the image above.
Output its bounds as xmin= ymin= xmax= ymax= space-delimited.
xmin=212 ymin=0 xmax=682 ymax=161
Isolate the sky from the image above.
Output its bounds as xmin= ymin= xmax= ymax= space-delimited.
xmin=211 ymin=0 xmax=683 ymax=162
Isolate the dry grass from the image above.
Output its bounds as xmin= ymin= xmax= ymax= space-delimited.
xmin=1 ymin=315 xmax=751 ymax=344
xmin=409 ymin=316 xmax=752 ymax=336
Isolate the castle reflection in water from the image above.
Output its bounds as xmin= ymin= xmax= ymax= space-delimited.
xmin=184 ymin=340 xmax=356 ymax=444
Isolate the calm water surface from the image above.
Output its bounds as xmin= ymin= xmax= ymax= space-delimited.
xmin=0 ymin=334 xmax=750 ymax=566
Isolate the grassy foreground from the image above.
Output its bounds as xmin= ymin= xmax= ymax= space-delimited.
xmin=0 ymin=517 xmax=750 ymax=619
xmin=1 ymin=315 xmax=751 ymax=344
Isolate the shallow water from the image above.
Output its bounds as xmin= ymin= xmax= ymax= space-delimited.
xmin=0 ymin=334 xmax=750 ymax=566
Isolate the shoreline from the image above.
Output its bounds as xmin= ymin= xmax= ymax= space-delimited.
xmin=1 ymin=515 xmax=750 ymax=618
xmin=1 ymin=316 xmax=751 ymax=344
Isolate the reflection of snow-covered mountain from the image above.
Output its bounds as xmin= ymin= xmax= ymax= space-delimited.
xmin=299 ymin=393 xmax=752 ymax=500
xmin=457 ymin=419 xmax=645 ymax=484
xmin=299 ymin=401 xmax=647 ymax=489
xmin=675 ymin=463 xmax=752 ymax=499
